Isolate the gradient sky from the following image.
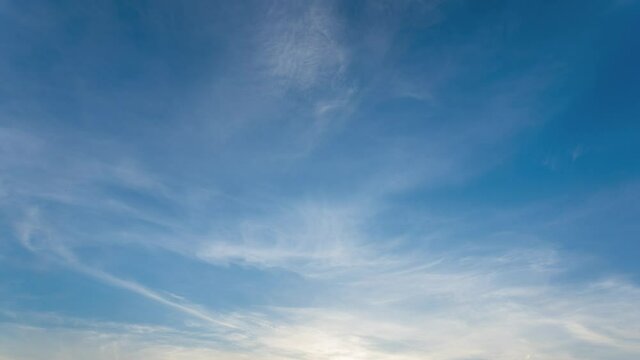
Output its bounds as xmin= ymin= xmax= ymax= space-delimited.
xmin=1 ymin=1 xmax=640 ymax=359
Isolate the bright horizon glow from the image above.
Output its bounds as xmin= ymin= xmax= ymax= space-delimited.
xmin=1 ymin=1 xmax=640 ymax=359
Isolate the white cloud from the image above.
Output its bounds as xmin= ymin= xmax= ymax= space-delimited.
xmin=259 ymin=2 xmax=347 ymax=90
xmin=4 ymin=246 xmax=640 ymax=360
xmin=1 ymin=8 xmax=638 ymax=360
xmin=197 ymin=199 xmax=379 ymax=274
xmin=188 ymin=194 xmax=640 ymax=359
xmin=7 ymin=162 xmax=640 ymax=359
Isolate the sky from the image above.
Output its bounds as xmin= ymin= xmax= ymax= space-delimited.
xmin=0 ymin=0 xmax=639 ymax=359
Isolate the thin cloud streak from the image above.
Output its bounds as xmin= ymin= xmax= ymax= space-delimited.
xmin=14 ymin=216 xmax=239 ymax=330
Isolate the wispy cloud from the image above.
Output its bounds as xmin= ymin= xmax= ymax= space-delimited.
xmin=13 ymin=210 xmax=238 ymax=330
xmin=259 ymin=1 xmax=348 ymax=91
xmin=4 ymin=242 xmax=640 ymax=359
xmin=1 ymin=1 xmax=639 ymax=359
xmin=197 ymin=199 xmax=377 ymax=274
xmin=67 ymin=259 xmax=239 ymax=330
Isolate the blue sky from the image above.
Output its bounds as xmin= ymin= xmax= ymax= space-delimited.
xmin=1 ymin=0 xmax=640 ymax=359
